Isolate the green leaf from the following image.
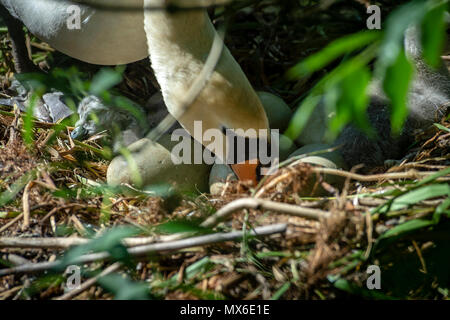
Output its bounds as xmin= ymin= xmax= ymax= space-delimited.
xmin=415 ymin=167 xmax=450 ymax=187
xmin=59 ymin=226 xmax=139 ymax=268
xmin=26 ymin=274 xmax=65 ymax=298
xmin=286 ymin=31 xmax=381 ymax=79
xmin=383 ymin=48 xmax=414 ymax=134
xmin=374 ymin=1 xmax=432 ymax=134
xmin=328 ymin=67 xmax=373 ymax=139
xmin=270 ymin=282 xmax=291 ymax=300
xmin=377 ymin=0 xmax=427 ymax=70
xmin=333 ymin=278 xmax=352 ymax=292
xmin=284 ymin=95 xmax=322 ymax=141
xmin=156 ymin=219 xmax=211 ymax=235
xmin=385 ymin=184 xmax=450 ymax=212
xmin=434 ymin=123 xmax=450 ymax=133
xmin=379 ymin=219 xmax=435 ymax=240
xmin=23 ymin=93 xmax=39 ymax=146
xmin=154 ymin=257 xmax=214 ymax=289
xmin=143 ymin=184 xmax=177 ymax=198
xmin=113 ymin=96 xmax=148 ymax=129
xmin=178 ymin=284 xmax=226 ymax=300
xmin=421 ymin=1 xmax=448 ymax=68
xmin=332 ymin=278 xmax=396 ymax=299
xmin=0 ymin=170 xmax=37 ymax=207
xmin=433 ymin=193 xmax=450 ymax=223
xmin=0 ymin=257 xmax=14 ymax=268
xmin=373 ymin=218 xmax=437 ymax=253
xmin=89 ymin=68 xmax=123 ymax=96
xmin=98 ymin=274 xmax=151 ymax=300
xmin=285 ymin=44 xmax=378 ymax=141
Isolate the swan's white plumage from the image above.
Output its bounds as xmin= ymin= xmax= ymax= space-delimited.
xmin=1 ymin=0 xmax=148 ymax=65
xmin=144 ymin=0 xmax=269 ymax=163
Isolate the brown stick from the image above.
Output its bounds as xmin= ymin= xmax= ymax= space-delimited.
xmin=0 ymin=223 xmax=287 ymax=276
xmin=201 ymin=198 xmax=329 ymax=228
xmin=21 ymin=181 xmax=33 ymax=231
xmin=0 ymin=213 xmax=24 ymax=234
xmin=311 ymin=168 xmax=446 ymax=182
xmin=0 ymin=235 xmax=162 ymax=249
xmin=40 ymin=204 xmax=86 ymax=225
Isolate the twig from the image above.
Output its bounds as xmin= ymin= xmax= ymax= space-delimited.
xmin=0 ymin=218 xmax=291 ymax=248
xmin=32 ymin=180 xmax=57 ymax=191
xmin=412 ymin=240 xmax=427 ymax=274
xmin=0 ymin=229 xmax=201 ymax=249
xmin=0 ymin=213 xmax=23 ymax=234
xmin=40 ymin=204 xmax=85 ymax=225
xmin=311 ymin=168 xmax=446 ymax=182
xmin=0 ymin=237 xmax=89 ymax=249
xmin=30 ymin=42 xmax=55 ymax=52
xmin=0 ymin=108 xmax=62 ymax=129
xmin=0 ymin=286 xmax=23 ymax=300
xmin=364 ymin=208 xmax=373 ymax=259
xmin=40 ymin=170 xmax=57 ymax=190
xmin=0 ymin=223 xmax=287 ymax=276
xmin=21 ymin=181 xmax=33 ymax=231
xmin=201 ymin=198 xmax=329 ymax=228
xmin=253 ymin=172 xmax=291 ymax=198
xmin=0 ymin=234 xmax=166 ymax=249
xmin=70 ymin=215 xmax=88 ymax=237
xmin=252 ymin=145 xmax=341 ymax=195
xmin=54 ymin=262 xmax=122 ymax=300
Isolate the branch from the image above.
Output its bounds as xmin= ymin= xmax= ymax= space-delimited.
xmin=201 ymin=198 xmax=329 ymax=228
xmin=0 ymin=213 xmax=23 ymax=234
xmin=0 ymin=223 xmax=287 ymax=276
xmin=0 ymin=197 xmax=315 ymax=249
xmin=311 ymin=168 xmax=448 ymax=182
xmin=0 ymin=235 xmax=162 ymax=249
xmin=21 ymin=181 xmax=33 ymax=231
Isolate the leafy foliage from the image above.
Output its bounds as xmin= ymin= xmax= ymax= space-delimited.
xmin=286 ymin=0 xmax=448 ymax=140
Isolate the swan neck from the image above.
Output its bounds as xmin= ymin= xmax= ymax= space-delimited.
xmin=145 ymin=8 xmax=212 ymax=47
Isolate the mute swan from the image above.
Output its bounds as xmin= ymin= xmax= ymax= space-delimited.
xmin=143 ymin=0 xmax=269 ymax=182
xmin=1 ymin=0 xmax=270 ymax=183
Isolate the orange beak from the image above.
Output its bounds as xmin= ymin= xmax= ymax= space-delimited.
xmin=231 ymin=160 xmax=259 ymax=185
